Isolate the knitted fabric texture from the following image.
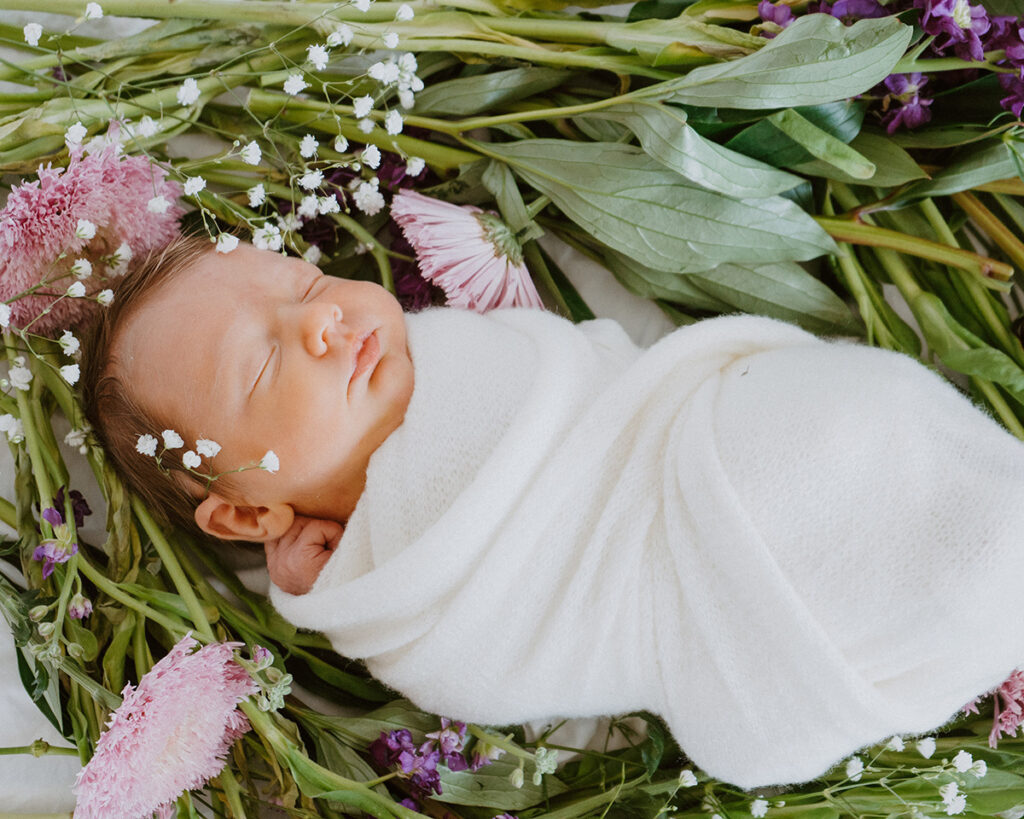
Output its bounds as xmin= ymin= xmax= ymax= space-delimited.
xmin=271 ymin=307 xmax=1024 ymax=789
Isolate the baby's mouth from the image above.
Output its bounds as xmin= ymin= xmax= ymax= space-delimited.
xmin=347 ymin=331 xmax=380 ymax=394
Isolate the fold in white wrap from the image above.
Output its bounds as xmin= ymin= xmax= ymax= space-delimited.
xmin=271 ymin=307 xmax=1024 ymax=789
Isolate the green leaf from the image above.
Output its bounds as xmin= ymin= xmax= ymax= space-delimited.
xmin=411 ymin=67 xmax=572 ymax=116
xmin=688 ymin=260 xmax=863 ymax=334
xmin=790 ymin=130 xmax=928 ymax=187
xmin=603 ymin=249 xmax=735 ymax=310
xmin=581 ymin=101 xmax=803 ymax=198
xmin=439 ymin=756 xmax=568 ymax=809
xmin=659 ymin=14 xmax=912 ymax=108
xmin=977 ymin=0 xmax=1024 ymax=14
xmin=604 ymin=17 xmax=763 ymax=64
xmin=890 ymin=138 xmax=1016 ymax=206
xmin=764 ymin=108 xmax=875 ymax=178
xmin=683 ymin=0 xmax=761 ymax=22
xmin=482 ymin=160 xmax=544 ymax=241
xmin=724 ymin=99 xmax=865 ymax=167
xmin=484 ymin=139 xmax=836 ymax=272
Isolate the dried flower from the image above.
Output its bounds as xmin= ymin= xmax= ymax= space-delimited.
xmin=73 ymin=634 xmax=257 ymax=819
xmin=0 ymin=128 xmax=182 ymax=334
xmin=390 ymin=190 xmax=543 ymax=312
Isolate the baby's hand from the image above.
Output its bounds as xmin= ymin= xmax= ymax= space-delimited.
xmin=265 ymin=516 xmax=344 ymax=596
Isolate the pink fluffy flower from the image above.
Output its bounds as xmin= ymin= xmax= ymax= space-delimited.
xmin=963 ymin=669 xmax=1024 ymax=747
xmin=0 ymin=123 xmax=183 ymax=335
xmin=390 ymin=190 xmax=542 ymax=312
xmin=73 ymin=634 xmax=257 ymax=819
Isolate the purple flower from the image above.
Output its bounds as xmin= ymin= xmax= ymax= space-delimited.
xmin=398 ymin=742 xmax=442 ymax=796
xmin=369 ymin=729 xmax=415 ymax=768
xmin=470 ymin=739 xmax=506 ymax=771
xmin=915 ymin=0 xmax=990 ymax=61
xmin=68 ymin=593 xmax=93 ymax=620
xmin=53 ymin=487 xmax=92 ymax=529
xmin=988 ymin=17 xmax=1024 ymax=76
xmin=399 ymin=798 xmax=418 ymax=811
xmin=33 ymin=506 xmax=78 ymax=579
xmin=999 ymin=73 xmax=1024 ymax=117
xmin=880 ymin=73 xmax=934 ymax=133
xmin=426 ymin=718 xmax=467 ymax=756
xmin=758 ymin=0 xmax=794 ymax=36
xmin=828 ymin=0 xmax=887 ymax=21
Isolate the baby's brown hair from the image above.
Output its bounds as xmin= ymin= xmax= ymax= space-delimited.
xmin=81 ymin=232 xmax=219 ymax=532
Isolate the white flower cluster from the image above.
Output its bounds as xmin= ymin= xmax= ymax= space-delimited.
xmin=65 ymin=426 xmax=90 ymax=455
xmin=136 ymin=430 xmax=221 ymax=470
xmin=939 ymin=781 xmax=967 ymax=815
xmin=0 ymin=414 xmax=24 ymax=444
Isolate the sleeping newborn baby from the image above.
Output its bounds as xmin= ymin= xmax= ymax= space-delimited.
xmin=84 ymin=233 xmax=1024 ymax=791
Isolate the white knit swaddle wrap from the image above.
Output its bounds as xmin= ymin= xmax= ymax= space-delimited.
xmin=272 ymin=307 xmax=1024 ymax=789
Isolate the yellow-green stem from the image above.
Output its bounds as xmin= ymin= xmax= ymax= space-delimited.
xmin=77 ymin=557 xmax=189 ymax=638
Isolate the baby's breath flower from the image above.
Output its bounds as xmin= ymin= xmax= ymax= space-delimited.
xmin=283 ymin=74 xmax=308 ymax=96
xmin=65 ymin=121 xmax=88 ymax=149
xmin=939 ymin=782 xmax=962 ymax=807
xmin=136 ymin=115 xmax=158 ymax=137
xmin=97 ymin=289 xmax=114 ymax=306
xmin=318 ymin=195 xmax=341 ymax=215
xmin=353 ymin=95 xmax=374 ymax=118
xmin=23 ymin=22 xmax=42 ymax=47
xmin=277 ymin=212 xmax=302 ymax=233
xmin=67 ymin=281 xmax=87 ymax=298
xmin=182 ymin=450 xmax=201 ymax=469
xmin=385 ymin=110 xmax=404 ymax=135
xmin=970 ymin=759 xmax=987 ymax=778
xmin=260 ymin=450 xmax=280 ymax=473
xmin=70 ymin=258 xmax=92 ymax=279
xmin=916 ymin=737 xmax=937 ymax=758
xmin=59 ymin=330 xmax=80 ymax=356
xmin=195 ymin=438 xmax=221 ymax=457
xmin=253 ymin=223 xmax=283 ymax=251
xmin=327 ymin=25 xmax=354 ymax=47
xmin=368 ymin=60 xmax=401 ymax=85
xmin=176 ymin=77 xmax=200 ymax=106
xmin=405 ymin=156 xmax=425 ymax=177
xmin=396 ymin=3 xmax=414 ymax=20
xmin=136 ymin=434 xmax=158 ymax=456
xmin=247 ymin=183 xmax=266 ymax=207
xmin=383 ymin=32 xmax=400 ymax=48
xmin=0 ymin=414 xmax=24 ymax=443
xmin=183 ymin=176 xmax=206 ymax=196
xmin=64 ymin=426 xmax=89 ymax=454
xmin=352 ymin=0 xmax=371 ymax=11
xmin=162 ymin=429 xmax=184 ymax=450
xmin=303 ymin=245 xmax=322 ymax=265
xmin=333 ymin=135 xmax=349 ymax=152
xmin=678 ymin=769 xmax=698 ymax=786
xmin=844 ymin=756 xmax=863 ymax=782
xmin=240 ymin=141 xmax=262 ymax=165
xmin=216 ymin=234 xmax=239 ymax=254
xmin=353 ymin=178 xmax=385 ymax=215
xmin=398 ymin=88 xmax=416 ymax=109
xmin=358 ymin=118 xmax=375 ymax=134
xmin=84 ymin=2 xmax=103 ymax=19
xmin=75 ymin=218 xmax=96 ymax=240
xmin=0 ymin=303 xmax=11 ymax=329
xmin=147 ymin=195 xmax=171 ymax=214
xmin=59 ymin=363 xmax=79 ymax=385
xmin=299 ymin=169 xmax=324 ymax=190
xmin=299 ymin=195 xmax=319 ymax=218
xmin=8 ymin=360 xmax=32 ymax=391
xmin=750 ymin=798 xmax=769 ymax=818
xmin=952 ymin=750 xmax=973 ymax=772
xmin=885 ymin=735 xmax=905 ymax=752
xmin=361 ymin=144 xmax=382 ymax=169
xmin=299 ymin=134 xmax=319 ymax=158
xmin=307 ymin=43 xmax=330 ymax=71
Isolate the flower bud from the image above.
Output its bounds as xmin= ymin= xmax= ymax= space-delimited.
xmin=66 ymin=642 xmax=85 ymax=659
xmin=30 ymin=739 xmax=50 ymax=757
xmin=28 ymin=605 xmax=49 ymax=621
xmin=37 ymin=621 xmax=55 ymax=638
xmin=509 ymin=766 xmax=524 ymax=788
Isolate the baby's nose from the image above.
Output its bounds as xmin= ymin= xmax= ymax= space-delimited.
xmin=300 ymin=302 xmax=345 ymax=356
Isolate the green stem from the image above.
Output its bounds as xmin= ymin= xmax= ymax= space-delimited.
xmin=466 ymin=725 xmax=535 ymax=761
xmin=0 ymin=741 xmax=80 ymax=756
xmin=77 ymin=557 xmax=190 ymax=638
xmin=3 ymin=336 xmax=54 ymax=507
xmin=132 ymin=499 xmax=214 ymax=639
xmin=523 ymin=241 xmax=571 ymax=316
xmin=892 ymin=50 xmax=1011 ymax=75
xmin=814 ymin=217 xmax=1014 ymax=288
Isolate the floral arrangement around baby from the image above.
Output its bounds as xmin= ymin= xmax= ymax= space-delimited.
xmin=3 ymin=0 xmax=1024 ymax=817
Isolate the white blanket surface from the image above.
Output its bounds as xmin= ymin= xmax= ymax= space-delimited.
xmin=271 ymin=306 xmax=1024 ymax=790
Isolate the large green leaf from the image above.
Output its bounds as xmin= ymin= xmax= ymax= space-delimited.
xmin=790 ymin=130 xmax=928 ymax=187
xmin=603 ymin=16 xmax=763 ymax=63
xmin=764 ymin=108 xmax=875 ymax=178
xmin=411 ymin=67 xmax=572 ymax=116
xmin=656 ymin=14 xmax=912 ymax=108
xmin=725 ymin=99 xmax=865 ymax=166
xmin=484 ymin=139 xmax=836 ymax=272
xmin=888 ymin=138 xmax=1017 ymax=206
xmin=581 ymin=101 xmax=802 ymax=198
xmin=604 ymin=248 xmax=735 ymax=309
xmin=688 ymin=261 xmax=862 ymax=334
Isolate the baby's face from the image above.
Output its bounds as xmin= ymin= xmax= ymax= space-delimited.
xmin=115 ymin=242 xmax=414 ymax=523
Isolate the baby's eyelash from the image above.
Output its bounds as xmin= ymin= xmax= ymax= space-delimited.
xmin=301 ymin=276 xmax=323 ymax=302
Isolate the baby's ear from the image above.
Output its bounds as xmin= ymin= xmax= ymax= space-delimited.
xmin=194 ymin=493 xmax=295 ymax=542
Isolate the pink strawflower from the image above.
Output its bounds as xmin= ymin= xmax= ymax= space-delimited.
xmin=390 ymin=190 xmax=542 ymax=312
xmin=0 ymin=123 xmax=183 ymax=335
xmin=73 ymin=634 xmax=257 ymax=819
xmin=963 ymin=669 xmax=1024 ymax=747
